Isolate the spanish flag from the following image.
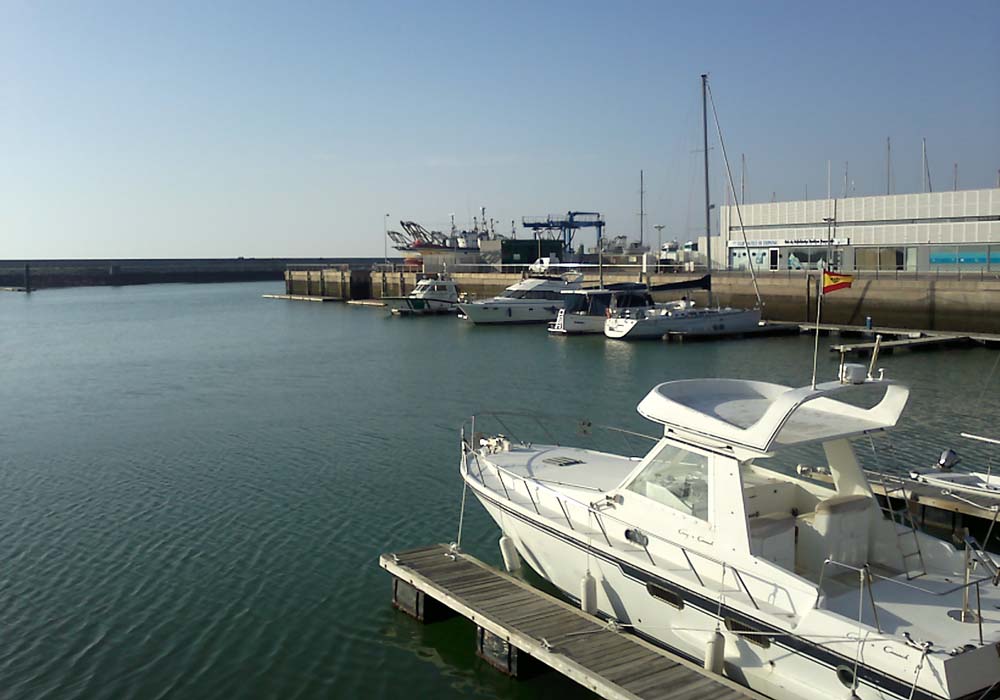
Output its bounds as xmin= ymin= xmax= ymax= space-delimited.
xmin=822 ymin=271 xmax=854 ymax=294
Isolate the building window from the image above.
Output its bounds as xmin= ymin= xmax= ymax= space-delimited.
xmin=625 ymin=443 xmax=709 ymax=520
xmin=958 ymin=246 xmax=988 ymax=267
xmin=929 ymin=245 xmax=959 ymax=270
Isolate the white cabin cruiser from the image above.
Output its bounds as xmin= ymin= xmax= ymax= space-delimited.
xmin=604 ymin=303 xmax=762 ymax=339
xmin=910 ymin=433 xmax=1000 ymax=500
xmin=458 ymin=273 xmax=584 ymax=325
xmin=383 ymin=276 xmax=460 ymax=316
xmin=462 ymin=369 xmax=1000 ymax=700
xmin=549 ymin=284 xmax=657 ymax=335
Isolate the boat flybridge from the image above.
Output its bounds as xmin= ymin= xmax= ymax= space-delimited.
xmin=457 ymin=272 xmax=584 ymax=325
xmin=382 ymin=276 xmax=460 ymax=316
xmin=461 ymin=366 xmax=1000 ymax=700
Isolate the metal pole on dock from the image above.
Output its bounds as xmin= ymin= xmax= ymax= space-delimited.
xmin=701 ymin=74 xmax=713 ymax=307
xmin=23 ymin=264 xmax=31 ymax=293
xmin=811 ymin=278 xmax=824 ymax=389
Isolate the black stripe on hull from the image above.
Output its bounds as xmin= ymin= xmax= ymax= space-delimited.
xmin=469 ymin=482 xmax=991 ymax=700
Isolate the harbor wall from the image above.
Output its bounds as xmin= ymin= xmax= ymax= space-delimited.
xmin=0 ymin=258 xmax=385 ymax=290
xmin=287 ymin=266 xmax=1000 ymax=333
xmin=706 ymin=273 xmax=1000 ymax=333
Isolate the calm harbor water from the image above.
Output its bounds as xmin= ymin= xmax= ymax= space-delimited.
xmin=1 ymin=281 xmax=998 ymax=700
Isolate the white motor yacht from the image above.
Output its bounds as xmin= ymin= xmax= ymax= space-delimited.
xmin=910 ymin=433 xmax=1000 ymax=499
xmin=458 ymin=273 xmax=584 ymax=325
xmin=462 ymin=367 xmax=1000 ymax=700
xmin=604 ymin=303 xmax=762 ymax=339
xmin=383 ymin=277 xmax=460 ymax=316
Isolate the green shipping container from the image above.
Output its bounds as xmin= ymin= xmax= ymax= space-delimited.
xmin=501 ymin=240 xmax=564 ymax=265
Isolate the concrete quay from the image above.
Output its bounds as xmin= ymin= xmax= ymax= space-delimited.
xmin=282 ymin=267 xmax=1000 ymax=334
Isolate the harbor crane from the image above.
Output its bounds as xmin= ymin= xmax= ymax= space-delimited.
xmin=521 ymin=212 xmax=606 ymax=251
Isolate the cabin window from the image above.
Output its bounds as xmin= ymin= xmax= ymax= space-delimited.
xmin=724 ymin=618 xmax=772 ymax=648
xmin=564 ymin=295 xmax=584 ymax=313
xmin=626 ymin=443 xmax=709 ymax=520
xmin=646 ymin=582 xmax=684 ymax=609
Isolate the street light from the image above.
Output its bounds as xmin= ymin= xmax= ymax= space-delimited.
xmin=383 ymin=213 xmax=390 ymax=265
xmin=822 ymin=216 xmax=835 ymax=271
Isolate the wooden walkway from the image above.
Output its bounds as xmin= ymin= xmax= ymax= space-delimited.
xmin=261 ymin=293 xmax=339 ymax=302
xmin=380 ymin=544 xmax=763 ymax=700
xmin=829 ymin=334 xmax=972 ymax=355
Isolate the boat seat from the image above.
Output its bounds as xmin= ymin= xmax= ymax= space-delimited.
xmin=749 ymin=514 xmax=795 ymax=571
xmin=796 ymin=494 xmax=873 ymax=579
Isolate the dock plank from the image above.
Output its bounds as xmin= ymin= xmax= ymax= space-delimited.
xmin=380 ymin=544 xmax=764 ymax=700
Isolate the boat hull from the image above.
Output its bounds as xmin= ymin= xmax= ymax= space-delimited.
xmin=383 ymin=297 xmax=457 ymax=316
xmin=469 ymin=483 xmax=928 ymax=700
xmin=605 ymin=308 xmax=762 ymax=339
xmin=548 ymin=312 xmax=606 ymax=334
xmin=458 ymin=301 xmax=563 ymax=324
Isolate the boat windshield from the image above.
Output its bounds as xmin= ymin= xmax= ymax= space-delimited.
xmin=624 ymin=443 xmax=709 ymax=520
xmin=564 ymin=294 xmax=610 ymax=314
xmin=615 ymin=292 xmax=654 ymax=309
xmin=499 ymin=290 xmax=563 ymax=300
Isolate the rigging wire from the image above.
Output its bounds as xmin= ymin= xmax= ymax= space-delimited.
xmin=705 ymin=78 xmax=763 ymax=309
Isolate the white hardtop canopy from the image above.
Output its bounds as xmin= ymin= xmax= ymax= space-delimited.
xmin=637 ymin=377 xmax=909 ymax=458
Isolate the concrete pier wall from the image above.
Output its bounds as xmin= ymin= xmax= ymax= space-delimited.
xmin=284 ymin=267 xmax=1000 ymax=334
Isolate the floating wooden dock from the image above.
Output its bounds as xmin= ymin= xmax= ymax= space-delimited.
xmin=380 ymin=544 xmax=763 ymax=700
xmin=261 ymin=293 xmax=339 ymax=302
xmin=829 ymin=334 xmax=973 ymax=355
xmin=345 ymin=299 xmax=386 ymax=307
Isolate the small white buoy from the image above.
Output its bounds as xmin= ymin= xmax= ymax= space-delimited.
xmin=580 ymin=572 xmax=597 ymax=615
xmin=499 ymin=536 xmax=521 ymax=573
xmin=704 ymin=629 xmax=725 ymax=675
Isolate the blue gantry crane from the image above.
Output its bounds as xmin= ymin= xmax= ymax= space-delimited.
xmin=521 ymin=212 xmax=606 ymax=251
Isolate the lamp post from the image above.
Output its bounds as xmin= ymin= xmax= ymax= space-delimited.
xmin=383 ymin=213 xmax=390 ymax=266
xmin=653 ymin=224 xmax=665 ymax=272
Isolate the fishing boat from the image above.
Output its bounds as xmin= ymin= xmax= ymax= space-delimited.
xmin=461 ymin=364 xmax=1000 ymax=700
xmin=909 ymin=433 xmax=1000 ymax=499
xmin=382 ymin=276 xmax=460 ymax=316
xmin=457 ymin=272 xmax=584 ymax=325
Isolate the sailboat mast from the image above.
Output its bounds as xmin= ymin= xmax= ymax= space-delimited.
xmin=701 ymin=74 xmax=713 ymax=307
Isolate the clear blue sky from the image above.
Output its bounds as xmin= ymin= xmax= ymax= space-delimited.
xmin=3 ymin=0 xmax=998 ymax=258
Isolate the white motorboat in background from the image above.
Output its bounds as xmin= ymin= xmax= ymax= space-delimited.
xmin=550 ymin=276 xmax=715 ymax=335
xmin=604 ymin=303 xmax=762 ymax=339
xmin=458 ymin=272 xmax=584 ymax=324
xmin=383 ymin=276 xmax=460 ymax=315
xmin=462 ymin=365 xmax=1000 ymax=700
xmin=910 ymin=433 xmax=1000 ymax=499
xmin=549 ymin=284 xmax=656 ymax=335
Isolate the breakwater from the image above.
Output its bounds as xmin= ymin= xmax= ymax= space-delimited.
xmin=284 ymin=267 xmax=1000 ymax=334
xmin=0 ymin=258 xmax=385 ymax=290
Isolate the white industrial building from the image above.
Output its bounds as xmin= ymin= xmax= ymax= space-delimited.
xmin=715 ymin=187 xmax=1000 ymax=272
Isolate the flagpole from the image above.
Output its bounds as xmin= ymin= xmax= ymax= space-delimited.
xmin=811 ymin=269 xmax=824 ymax=389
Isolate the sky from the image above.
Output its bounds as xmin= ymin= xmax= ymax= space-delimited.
xmin=2 ymin=0 xmax=999 ymax=259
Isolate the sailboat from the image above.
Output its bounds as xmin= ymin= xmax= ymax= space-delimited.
xmin=605 ymin=75 xmax=762 ymax=340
